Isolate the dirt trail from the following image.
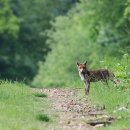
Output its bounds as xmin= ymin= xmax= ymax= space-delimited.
xmin=33 ymin=88 xmax=112 ymax=130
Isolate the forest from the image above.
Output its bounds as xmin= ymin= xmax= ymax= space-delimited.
xmin=0 ymin=0 xmax=129 ymax=84
xmin=33 ymin=0 xmax=130 ymax=87
xmin=0 ymin=0 xmax=78 ymax=80
xmin=0 ymin=0 xmax=130 ymax=130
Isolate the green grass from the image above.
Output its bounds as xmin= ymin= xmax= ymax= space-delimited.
xmin=70 ymin=78 xmax=130 ymax=130
xmin=0 ymin=80 xmax=57 ymax=130
xmin=87 ymin=81 xmax=130 ymax=130
xmin=36 ymin=113 xmax=50 ymax=122
xmin=34 ymin=92 xmax=47 ymax=98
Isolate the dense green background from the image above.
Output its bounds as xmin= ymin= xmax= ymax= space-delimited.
xmin=32 ymin=0 xmax=130 ymax=87
xmin=0 ymin=0 xmax=78 ymax=81
xmin=0 ymin=0 xmax=130 ymax=86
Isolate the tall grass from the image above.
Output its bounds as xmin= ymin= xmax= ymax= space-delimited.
xmin=0 ymin=80 xmax=57 ymax=130
xmin=88 ymin=82 xmax=130 ymax=130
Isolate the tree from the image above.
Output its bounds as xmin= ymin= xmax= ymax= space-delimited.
xmin=33 ymin=0 xmax=130 ymax=87
xmin=0 ymin=0 xmax=19 ymax=80
xmin=0 ymin=0 xmax=78 ymax=81
xmin=0 ymin=0 xmax=19 ymax=36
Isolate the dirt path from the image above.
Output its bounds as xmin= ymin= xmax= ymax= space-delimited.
xmin=33 ymin=88 xmax=112 ymax=130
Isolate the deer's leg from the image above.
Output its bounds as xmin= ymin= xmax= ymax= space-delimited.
xmin=84 ymin=80 xmax=90 ymax=95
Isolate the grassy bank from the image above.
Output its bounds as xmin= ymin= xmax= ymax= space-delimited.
xmin=86 ymin=81 xmax=130 ymax=130
xmin=0 ymin=80 xmax=57 ymax=130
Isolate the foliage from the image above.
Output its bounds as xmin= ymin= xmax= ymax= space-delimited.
xmin=0 ymin=0 xmax=77 ymax=81
xmin=0 ymin=0 xmax=19 ymax=37
xmin=124 ymin=0 xmax=130 ymax=21
xmin=33 ymin=0 xmax=130 ymax=87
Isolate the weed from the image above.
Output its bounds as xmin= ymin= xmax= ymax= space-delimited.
xmin=36 ymin=113 xmax=50 ymax=122
xmin=34 ymin=92 xmax=47 ymax=98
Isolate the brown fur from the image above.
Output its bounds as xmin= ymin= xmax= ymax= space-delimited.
xmin=77 ymin=61 xmax=119 ymax=95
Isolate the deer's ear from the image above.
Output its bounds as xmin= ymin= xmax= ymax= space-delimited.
xmin=84 ymin=61 xmax=87 ymax=65
xmin=76 ymin=62 xmax=80 ymax=66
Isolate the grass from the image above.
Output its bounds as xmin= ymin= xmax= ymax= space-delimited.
xmin=34 ymin=92 xmax=47 ymax=97
xmin=87 ymin=81 xmax=130 ymax=130
xmin=36 ymin=113 xmax=50 ymax=122
xmin=0 ymin=80 xmax=58 ymax=130
xmin=70 ymin=78 xmax=130 ymax=130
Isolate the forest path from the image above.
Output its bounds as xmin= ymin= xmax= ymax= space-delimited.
xmin=33 ymin=88 xmax=113 ymax=130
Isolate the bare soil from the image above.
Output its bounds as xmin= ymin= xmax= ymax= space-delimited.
xmin=33 ymin=88 xmax=113 ymax=130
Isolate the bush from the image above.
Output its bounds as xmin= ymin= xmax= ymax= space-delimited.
xmin=32 ymin=0 xmax=130 ymax=88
